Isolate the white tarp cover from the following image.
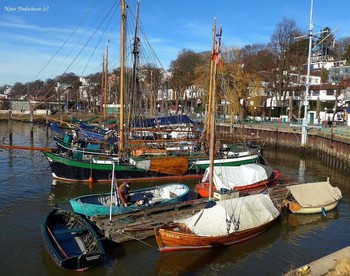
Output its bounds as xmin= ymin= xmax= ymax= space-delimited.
xmin=176 ymin=193 xmax=280 ymax=236
xmin=200 ymin=164 xmax=273 ymax=191
xmin=287 ymin=180 xmax=342 ymax=208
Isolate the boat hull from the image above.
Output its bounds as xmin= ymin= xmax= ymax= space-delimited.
xmin=155 ymin=216 xmax=279 ymax=252
xmin=283 ymin=179 xmax=342 ymax=214
xmin=190 ymin=154 xmax=260 ymax=171
xmin=44 ymin=151 xmax=158 ymax=182
xmin=43 ymin=151 xmax=259 ymax=183
xmin=285 ymin=200 xmax=340 ymax=214
xmin=196 ymin=169 xmax=280 ymax=198
xmin=41 ymin=208 xmax=105 ymax=271
xmin=70 ymin=183 xmax=190 ymax=217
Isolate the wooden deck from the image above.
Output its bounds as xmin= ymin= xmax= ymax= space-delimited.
xmin=267 ymin=183 xmax=296 ymax=209
xmin=89 ymin=198 xmax=209 ymax=244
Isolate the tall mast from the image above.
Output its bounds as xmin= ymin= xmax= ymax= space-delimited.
xmin=100 ymin=54 xmax=105 ymax=127
xmin=104 ymin=38 xmax=109 ymax=121
xmin=301 ymin=0 xmax=314 ymax=147
xmin=205 ymin=18 xmax=217 ymax=149
xmin=119 ymin=0 xmax=126 ymax=156
xmin=208 ymin=19 xmax=221 ymax=200
xmin=128 ymin=0 xmax=140 ymax=130
xmin=150 ymin=70 xmax=154 ymax=117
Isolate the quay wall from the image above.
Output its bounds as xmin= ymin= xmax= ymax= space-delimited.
xmin=236 ymin=124 xmax=350 ymax=171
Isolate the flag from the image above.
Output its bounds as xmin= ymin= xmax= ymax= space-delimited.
xmin=216 ymin=26 xmax=222 ymax=38
xmin=212 ymin=26 xmax=223 ymax=66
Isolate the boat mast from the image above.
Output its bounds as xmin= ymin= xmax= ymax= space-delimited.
xmin=100 ymin=54 xmax=105 ymax=127
xmin=119 ymin=0 xmax=126 ymax=157
xmin=205 ymin=19 xmax=217 ymax=150
xmin=208 ymin=18 xmax=219 ymax=200
xmin=301 ymin=0 xmax=314 ymax=147
xmin=150 ymin=70 xmax=154 ymax=117
xmin=128 ymin=0 xmax=140 ymax=132
xmin=104 ymin=38 xmax=109 ymax=122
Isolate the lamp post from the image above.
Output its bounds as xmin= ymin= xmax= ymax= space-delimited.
xmin=301 ymin=0 xmax=314 ymax=147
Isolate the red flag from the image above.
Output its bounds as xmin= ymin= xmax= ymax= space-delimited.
xmin=212 ymin=26 xmax=223 ymax=66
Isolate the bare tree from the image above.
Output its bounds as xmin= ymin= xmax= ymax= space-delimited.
xmin=334 ymin=37 xmax=350 ymax=64
xmin=238 ymin=43 xmax=276 ymax=73
xmin=10 ymin=82 xmax=26 ymax=99
xmin=270 ymin=18 xmax=303 ymax=113
xmin=169 ymin=49 xmax=203 ymax=112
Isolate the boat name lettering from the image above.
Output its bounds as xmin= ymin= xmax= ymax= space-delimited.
xmin=165 ymin=233 xmax=180 ymax=239
xmin=86 ymin=255 xmax=100 ymax=261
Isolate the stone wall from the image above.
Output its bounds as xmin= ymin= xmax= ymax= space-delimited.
xmin=239 ymin=126 xmax=350 ymax=171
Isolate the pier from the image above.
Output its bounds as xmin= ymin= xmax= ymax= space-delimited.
xmin=90 ymin=198 xmax=209 ymax=243
xmin=89 ymin=185 xmax=291 ymax=245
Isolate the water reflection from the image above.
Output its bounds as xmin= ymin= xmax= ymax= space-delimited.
xmin=298 ymin=160 xmax=305 ymax=183
xmin=281 ymin=209 xmax=340 ymax=242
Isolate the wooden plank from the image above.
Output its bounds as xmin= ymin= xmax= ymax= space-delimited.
xmin=268 ymin=185 xmax=290 ymax=208
xmin=90 ymin=198 xmax=209 ymax=243
xmin=46 ymin=226 xmax=69 ymax=259
xmin=149 ymin=156 xmax=188 ymax=175
xmin=54 ymin=227 xmax=88 ymax=235
xmin=0 ymin=144 xmax=53 ymax=152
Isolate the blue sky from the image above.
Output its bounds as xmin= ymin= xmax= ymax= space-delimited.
xmin=1 ymin=0 xmax=350 ymax=86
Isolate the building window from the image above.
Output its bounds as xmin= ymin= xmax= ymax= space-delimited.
xmin=326 ymin=89 xmax=334 ymax=96
xmin=313 ymin=90 xmax=320 ymax=96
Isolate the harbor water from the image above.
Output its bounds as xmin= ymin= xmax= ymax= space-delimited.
xmin=0 ymin=120 xmax=349 ymax=276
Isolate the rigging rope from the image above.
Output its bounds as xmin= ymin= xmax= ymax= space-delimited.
xmin=116 ymin=229 xmax=158 ymax=249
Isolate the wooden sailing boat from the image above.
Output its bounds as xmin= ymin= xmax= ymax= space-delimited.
xmin=196 ymin=164 xmax=280 ymax=198
xmin=155 ymin=20 xmax=281 ymax=252
xmin=283 ymin=177 xmax=342 ymax=214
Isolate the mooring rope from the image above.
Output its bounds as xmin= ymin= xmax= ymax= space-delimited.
xmin=77 ymin=199 xmax=96 ymax=218
xmin=116 ymin=229 xmax=158 ymax=249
